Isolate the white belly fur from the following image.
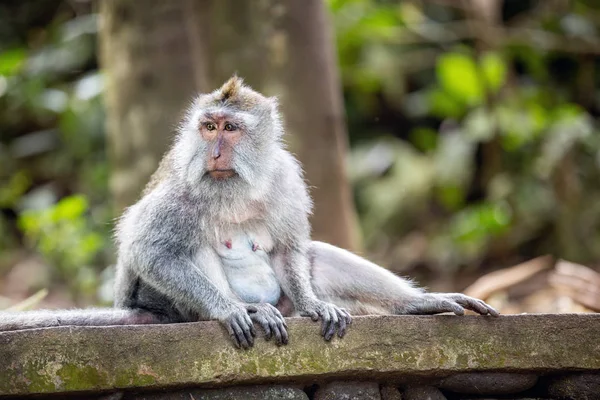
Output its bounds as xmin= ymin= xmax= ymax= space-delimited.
xmin=215 ymin=229 xmax=281 ymax=305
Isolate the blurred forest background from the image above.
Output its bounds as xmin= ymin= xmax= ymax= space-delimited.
xmin=1 ymin=0 xmax=600 ymax=314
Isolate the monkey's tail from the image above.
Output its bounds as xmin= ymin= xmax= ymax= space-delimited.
xmin=0 ymin=308 xmax=163 ymax=331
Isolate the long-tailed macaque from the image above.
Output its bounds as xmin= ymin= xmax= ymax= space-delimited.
xmin=0 ymin=77 xmax=498 ymax=348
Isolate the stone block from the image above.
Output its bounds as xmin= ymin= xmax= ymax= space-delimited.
xmin=402 ymin=386 xmax=446 ymax=400
xmin=546 ymin=373 xmax=600 ymax=400
xmin=130 ymin=385 xmax=308 ymax=400
xmin=314 ymin=381 xmax=380 ymax=400
xmin=438 ymin=372 xmax=537 ymax=395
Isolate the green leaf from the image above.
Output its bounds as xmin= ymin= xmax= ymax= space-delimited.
xmin=436 ymin=52 xmax=484 ymax=106
xmin=53 ymin=195 xmax=88 ymax=221
xmin=0 ymin=48 xmax=26 ymax=75
xmin=428 ymin=88 xmax=465 ymax=118
xmin=410 ymin=127 xmax=438 ymax=152
xmin=480 ymin=52 xmax=507 ymax=93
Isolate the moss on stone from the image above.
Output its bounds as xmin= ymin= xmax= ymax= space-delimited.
xmin=1 ymin=314 xmax=599 ymax=396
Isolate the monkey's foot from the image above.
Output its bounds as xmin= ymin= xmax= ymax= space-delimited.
xmin=247 ymin=303 xmax=288 ymax=345
xmin=407 ymin=293 xmax=500 ymax=317
xmin=298 ymin=299 xmax=353 ymax=341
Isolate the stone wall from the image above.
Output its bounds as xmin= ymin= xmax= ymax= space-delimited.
xmin=1 ymin=314 xmax=599 ymax=399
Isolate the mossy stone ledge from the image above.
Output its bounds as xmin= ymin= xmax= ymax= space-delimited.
xmin=1 ymin=314 xmax=599 ymax=398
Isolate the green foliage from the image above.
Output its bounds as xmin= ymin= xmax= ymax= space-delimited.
xmin=480 ymin=52 xmax=507 ymax=94
xmin=436 ymin=52 xmax=485 ymax=107
xmin=0 ymin=171 xmax=31 ymax=208
xmin=332 ymin=0 xmax=600 ymax=270
xmin=0 ymin=4 xmax=110 ymax=303
xmin=0 ymin=48 xmax=26 ymax=75
xmin=18 ymin=195 xmax=104 ymax=297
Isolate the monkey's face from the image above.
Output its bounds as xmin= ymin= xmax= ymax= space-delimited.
xmin=199 ymin=111 xmax=247 ymax=180
xmin=175 ymin=77 xmax=283 ymax=192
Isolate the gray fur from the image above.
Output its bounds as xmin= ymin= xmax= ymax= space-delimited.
xmin=0 ymin=78 xmax=498 ymax=346
xmin=0 ymin=308 xmax=161 ymax=331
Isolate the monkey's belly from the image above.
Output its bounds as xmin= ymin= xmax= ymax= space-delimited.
xmin=223 ymin=260 xmax=281 ymax=305
xmin=216 ymin=230 xmax=280 ymax=305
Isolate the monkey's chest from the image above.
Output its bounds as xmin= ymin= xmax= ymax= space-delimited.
xmin=215 ymin=231 xmax=280 ymax=305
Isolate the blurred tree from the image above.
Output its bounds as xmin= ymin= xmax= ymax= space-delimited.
xmin=99 ymin=0 xmax=359 ymax=250
xmin=99 ymin=1 xmax=200 ymax=213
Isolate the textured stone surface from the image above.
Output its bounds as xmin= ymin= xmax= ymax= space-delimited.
xmin=546 ymin=373 xmax=600 ymax=400
xmin=439 ymin=372 xmax=538 ymax=394
xmin=128 ymin=385 xmax=308 ymax=399
xmin=380 ymin=385 xmax=403 ymax=400
xmin=1 ymin=314 xmax=600 ymax=397
xmin=314 ymin=381 xmax=380 ymax=400
xmin=402 ymin=386 xmax=446 ymax=400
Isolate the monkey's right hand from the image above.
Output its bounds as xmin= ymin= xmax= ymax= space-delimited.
xmin=218 ymin=303 xmax=256 ymax=349
xmin=246 ymin=303 xmax=288 ymax=345
xmin=298 ymin=299 xmax=352 ymax=341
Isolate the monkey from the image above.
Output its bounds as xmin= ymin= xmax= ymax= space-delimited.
xmin=0 ymin=77 xmax=498 ymax=348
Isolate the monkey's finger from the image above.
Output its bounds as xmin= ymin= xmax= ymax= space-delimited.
xmin=277 ymin=315 xmax=288 ymax=329
xmin=273 ymin=310 xmax=288 ymax=328
xmin=267 ymin=304 xmax=284 ymax=320
xmin=337 ymin=310 xmax=347 ymax=338
xmin=456 ymin=296 xmax=489 ymax=315
xmin=301 ymin=310 xmax=319 ymax=321
xmin=254 ymin=316 xmax=272 ymax=340
xmin=320 ymin=308 xmax=332 ymax=338
xmin=272 ymin=310 xmax=287 ymax=328
xmin=230 ymin=320 xmax=249 ymax=349
xmin=225 ymin=323 xmax=241 ymax=349
xmin=240 ymin=312 xmax=256 ymax=337
xmin=482 ymin=301 xmax=500 ymax=317
xmin=248 ymin=316 xmax=257 ymax=337
xmin=280 ymin=322 xmax=289 ymax=345
xmin=340 ymin=308 xmax=353 ymax=326
xmin=444 ymin=301 xmax=465 ymax=316
xmin=270 ymin=320 xmax=284 ymax=345
xmin=240 ymin=315 xmax=256 ymax=345
xmin=233 ymin=317 xmax=253 ymax=348
xmin=264 ymin=305 xmax=283 ymax=322
xmin=324 ymin=309 xmax=339 ymax=341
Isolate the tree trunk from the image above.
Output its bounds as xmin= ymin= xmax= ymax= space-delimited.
xmin=99 ymin=0 xmax=203 ymax=213
xmin=100 ymin=0 xmax=359 ymax=250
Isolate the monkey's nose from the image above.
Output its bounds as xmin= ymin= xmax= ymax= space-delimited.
xmin=212 ymin=147 xmax=221 ymax=159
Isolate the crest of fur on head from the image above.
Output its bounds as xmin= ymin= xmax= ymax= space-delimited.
xmin=202 ymin=75 xmax=273 ymax=113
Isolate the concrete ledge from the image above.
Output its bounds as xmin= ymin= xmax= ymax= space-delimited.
xmin=1 ymin=314 xmax=600 ymax=397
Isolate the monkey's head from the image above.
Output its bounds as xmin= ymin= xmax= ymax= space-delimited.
xmin=174 ymin=76 xmax=284 ymax=194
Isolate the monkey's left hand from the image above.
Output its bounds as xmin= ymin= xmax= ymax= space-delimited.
xmin=298 ymin=299 xmax=353 ymax=340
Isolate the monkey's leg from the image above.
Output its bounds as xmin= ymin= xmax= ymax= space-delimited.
xmin=308 ymin=241 xmax=499 ymax=317
xmin=0 ymin=308 xmax=164 ymax=331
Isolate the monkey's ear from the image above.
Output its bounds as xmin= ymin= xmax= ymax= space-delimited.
xmin=219 ymin=75 xmax=244 ymax=101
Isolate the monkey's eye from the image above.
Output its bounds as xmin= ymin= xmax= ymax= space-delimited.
xmin=205 ymin=122 xmax=216 ymax=131
xmin=224 ymin=123 xmax=236 ymax=131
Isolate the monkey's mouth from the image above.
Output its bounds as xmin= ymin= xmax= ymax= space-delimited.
xmin=208 ymin=169 xmax=237 ymax=180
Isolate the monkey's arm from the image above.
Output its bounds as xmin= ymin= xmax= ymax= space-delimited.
xmin=272 ymin=245 xmax=353 ymax=341
xmin=129 ymin=245 xmax=261 ymax=348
